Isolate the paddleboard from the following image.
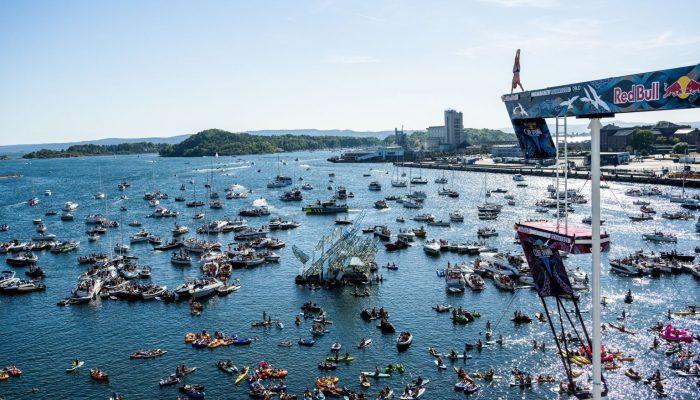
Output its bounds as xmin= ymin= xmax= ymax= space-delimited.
xmin=66 ymin=361 xmax=84 ymax=373
xmin=361 ymin=371 xmax=390 ymax=378
xmin=434 ymin=359 xmax=447 ymax=370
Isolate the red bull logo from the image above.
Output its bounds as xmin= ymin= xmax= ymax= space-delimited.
xmin=663 ymin=75 xmax=700 ymax=99
xmin=613 ymin=82 xmax=659 ymax=105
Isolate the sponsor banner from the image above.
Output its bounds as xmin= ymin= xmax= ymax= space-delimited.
xmin=512 ymin=117 xmax=557 ymax=159
xmin=518 ymin=232 xmax=574 ymax=298
xmin=502 ymin=64 xmax=700 ymax=120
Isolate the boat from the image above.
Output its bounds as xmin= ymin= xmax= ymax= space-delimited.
xmin=298 ymin=338 xmax=315 ymax=347
xmin=335 ymin=216 xmax=353 ymax=225
xmin=368 ymin=181 xmax=382 ymax=191
xmin=90 ymin=369 xmax=108 ymax=381
xmin=493 ymin=273 xmax=516 ymax=291
xmin=449 ymin=211 xmax=464 ymax=222
xmin=302 ymin=199 xmax=348 ymax=214
xmin=423 ymin=240 xmax=440 ymax=256
xmin=130 ymin=349 xmax=167 ymax=359
xmin=513 ymin=174 xmax=525 ymax=181
xmin=628 ymin=212 xmax=653 ymax=221
xmin=216 ymin=360 xmax=238 ymax=374
xmin=159 ymin=374 xmax=180 ymax=387
xmin=396 ymin=331 xmax=413 ymax=350
xmin=357 ymin=338 xmax=372 ymax=349
xmin=477 ymin=227 xmax=498 ymax=238
xmin=179 ymin=384 xmax=205 ymax=398
xmin=189 ymin=278 xmax=224 ymax=299
xmin=642 ymin=231 xmax=677 ymax=243
xmin=217 ymin=284 xmax=241 ymax=295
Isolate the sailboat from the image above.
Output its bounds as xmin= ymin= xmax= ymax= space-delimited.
xmin=403 ymin=168 xmax=423 ymax=209
xmin=391 ymin=162 xmax=407 ymax=187
xmin=410 ymin=156 xmax=428 ymax=184
xmin=435 ymin=169 xmax=447 ymax=184
xmin=209 ymin=162 xmax=224 ymax=209
xmin=267 ymin=156 xmax=292 ymax=188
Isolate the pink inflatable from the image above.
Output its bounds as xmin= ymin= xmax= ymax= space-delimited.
xmin=661 ymin=324 xmax=693 ymax=343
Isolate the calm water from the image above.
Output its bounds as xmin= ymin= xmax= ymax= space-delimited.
xmin=0 ymin=151 xmax=698 ymax=400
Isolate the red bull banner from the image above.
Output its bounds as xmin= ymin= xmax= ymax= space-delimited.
xmin=517 ymin=231 xmax=574 ymax=298
xmin=502 ymin=64 xmax=700 ymax=120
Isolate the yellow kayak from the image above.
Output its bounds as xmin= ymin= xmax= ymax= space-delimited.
xmin=235 ymin=366 xmax=249 ymax=385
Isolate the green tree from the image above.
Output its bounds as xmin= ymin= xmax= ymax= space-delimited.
xmin=629 ymin=128 xmax=654 ymax=154
xmin=672 ymin=142 xmax=689 ymax=155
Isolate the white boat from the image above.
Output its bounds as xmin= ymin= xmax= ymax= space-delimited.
xmin=642 ymin=231 xmax=677 ymax=243
xmin=466 ymin=273 xmax=485 ymax=290
xmin=445 ymin=267 xmax=466 ymax=292
xmin=493 ymin=273 xmax=515 ymax=291
xmin=114 ymin=243 xmax=130 ymax=254
xmin=512 ymin=174 xmax=525 ymax=181
xmin=609 ymin=259 xmax=644 ymax=275
xmin=402 ymin=199 xmax=422 ymax=209
xmin=449 ymin=211 xmax=464 ymax=222
xmin=94 ymin=192 xmax=105 ymax=199
xmin=368 ymin=181 xmax=382 ymax=191
xmin=62 ymin=202 xmax=79 ymax=211
xmin=391 ymin=180 xmax=407 ymax=187
xmin=172 ymin=223 xmax=190 ymax=235
xmin=44 ymin=190 xmax=52 ymax=196
xmin=413 ymin=213 xmax=435 ymax=222
xmin=71 ymin=276 xmax=102 ymax=303
xmin=423 ymin=240 xmax=440 ymax=256
xmin=397 ymin=230 xmax=415 ymax=242
xmin=189 ymin=278 xmax=224 ymax=299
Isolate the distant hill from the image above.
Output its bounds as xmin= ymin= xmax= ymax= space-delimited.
xmin=0 ymin=129 xmax=396 ymax=156
xmin=160 ymin=129 xmax=383 ymax=157
xmin=0 ymin=134 xmax=191 ymax=155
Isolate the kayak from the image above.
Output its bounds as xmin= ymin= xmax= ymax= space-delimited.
xmin=325 ymin=356 xmax=354 ymax=362
xmin=357 ymin=339 xmax=372 ymax=349
xmin=361 ymin=371 xmax=391 ymax=378
xmin=232 ymin=338 xmax=253 ymax=345
xmin=66 ymin=361 xmax=84 ymax=373
xmin=443 ymin=353 xmax=472 ymax=360
xmin=235 ymin=366 xmax=249 ymax=385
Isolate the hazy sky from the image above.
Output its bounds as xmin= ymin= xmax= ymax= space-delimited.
xmin=1 ymin=0 xmax=699 ymax=144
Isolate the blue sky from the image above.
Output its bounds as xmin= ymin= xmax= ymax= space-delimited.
xmin=1 ymin=0 xmax=699 ymax=144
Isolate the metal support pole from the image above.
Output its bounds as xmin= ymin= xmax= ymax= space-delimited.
xmin=588 ymin=118 xmax=603 ymax=400
xmin=555 ymin=118 xmax=560 ymax=230
xmin=564 ymin=117 xmax=568 ymax=234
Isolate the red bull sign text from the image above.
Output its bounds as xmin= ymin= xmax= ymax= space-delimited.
xmin=613 ymin=82 xmax=659 ymax=104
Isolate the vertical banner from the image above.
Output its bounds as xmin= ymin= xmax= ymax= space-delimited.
xmin=512 ymin=118 xmax=557 ymax=159
xmin=518 ymin=233 xmax=574 ymax=298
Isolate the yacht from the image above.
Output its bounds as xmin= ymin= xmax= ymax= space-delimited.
xmin=609 ymin=258 xmax=644 ymax=275
xmin=172 ymin=223 xmax=190 ymax=236
xmin=62 ymin=202 xmax=79 ymax=211
xmin=445 ymin=266 xmax=466 ymax=292
xmin=449 ymin=211 xmax=464 ymax=222
xmin=171 ymin=250 xmax=192 ymax=266
xmin=423 ymin=240 xmax=441 ymax=256
xmin=402 ymin=199 xmax=422 ymax=209
xmin=435 ymin=176 xmax=448 ymax=184
xmin=391 ymin=179 xmax=407 ymax=187
xmin=411 ymin=176 xmax=428 ymax=185
xmin=71 ymin=276 xmax=102 ymax=303
xmin=189 ymin=278 xmax=224 ymax=299
xmin=413 ymin=213 xmax=435 ymax=222
xmin=368 ymin=181 xmax=382 ymax=191
xmin=642 ymin=231 xmax=677 ymax=243
xmin=302 ymin=200 xmax=348 ymax=214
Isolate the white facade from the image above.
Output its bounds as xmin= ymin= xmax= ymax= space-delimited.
xmin=427 ymin=126 xmax=446 ymax=150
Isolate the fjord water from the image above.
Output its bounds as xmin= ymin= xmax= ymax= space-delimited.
xmin=0 ymin=152 xmax=698 ymax=399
